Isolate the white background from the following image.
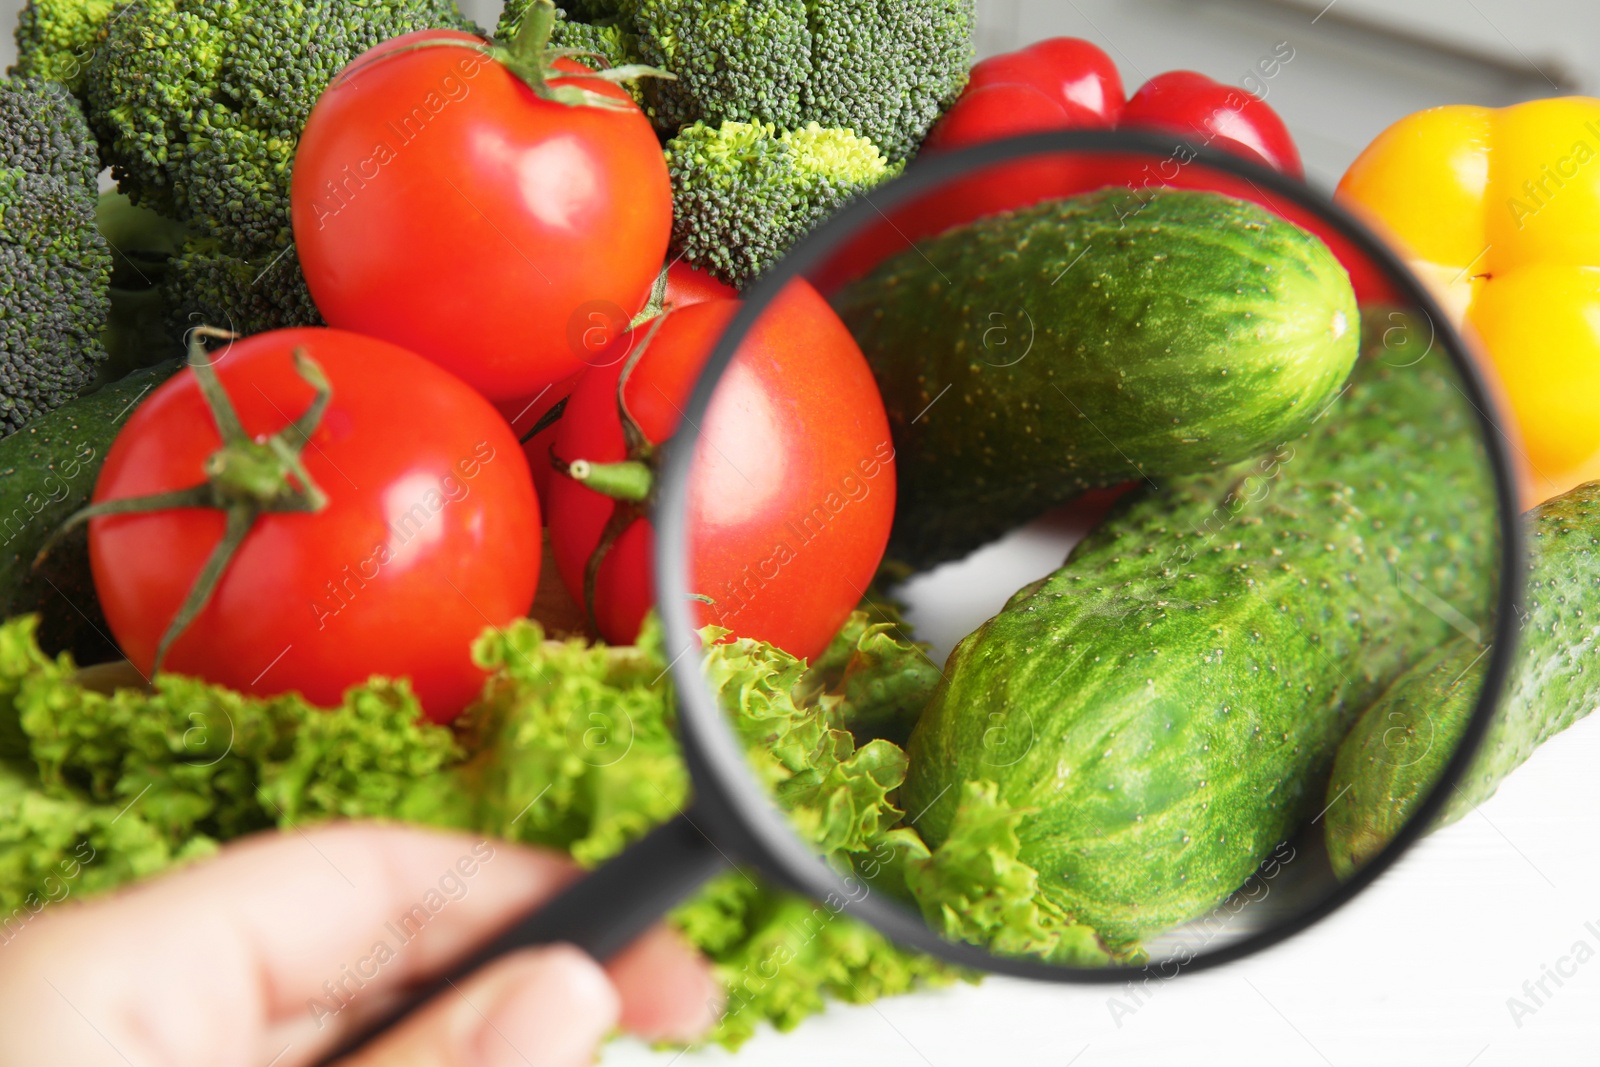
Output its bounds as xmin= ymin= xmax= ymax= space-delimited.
xmin=3 ymin=1 xmax=1597 ymax=1064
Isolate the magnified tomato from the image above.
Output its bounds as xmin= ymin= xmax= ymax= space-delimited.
xmin=500 ymin=261 xmax=739 ymax=513
xmin=546 ymin=280 xmax=895 ymax=661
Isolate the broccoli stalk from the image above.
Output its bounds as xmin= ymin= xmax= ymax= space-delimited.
xmin=0 ymin=75 xmax=110 ymax=435
xmin=666 ymin=120 xmax=900 ymax=289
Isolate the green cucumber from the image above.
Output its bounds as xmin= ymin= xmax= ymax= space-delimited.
xmin=1324 ymin=482 xmax=1600 ymax=878
xmin=901 ymin=349 xmax=1500 ymax=951
xmin=0 ymin=361 xmax=178 ymax=661
xmin=833 ymin=187 xmax=1360 ymax=567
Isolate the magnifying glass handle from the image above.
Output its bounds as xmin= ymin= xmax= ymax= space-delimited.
xmin=313 ymin=812 xmax=729 ymax=1066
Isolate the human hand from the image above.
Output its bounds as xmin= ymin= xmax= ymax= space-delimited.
xmin=0 ymin=823 xmax=723 ymax=1066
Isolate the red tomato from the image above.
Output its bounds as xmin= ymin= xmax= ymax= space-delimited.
xmin=546 ymin=281 xmax=895 ymax=661
xmin=499 ymin=261 xmax=738 ymax=512
xmin=663 ymin=260 xmax=739 ymax=311
xmin=89 ymin=328 xmax=540 ymax=723
xmin=1122 ymin=70 xmax=1303 ymax=178
xmin=497 ymin=374 xmax=581 ymax=515
xmin=291 ymin=29 xmax=673 ymax=403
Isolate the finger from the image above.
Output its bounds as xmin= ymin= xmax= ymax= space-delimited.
xmin=606 ymin=924 xmax=724 ymax=1042
xmin=334 ymin=944 xmax=618 ymax=1067
xmin=0 ymin=824 xmax=577 ymax=1066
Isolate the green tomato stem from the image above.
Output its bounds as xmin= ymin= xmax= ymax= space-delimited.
xmin=506 ymin=0 xmax=558 ymax=69
xmin=496 ymin=0 xmax=674 ymax=112
xmin=40 ymin=327 xmax=334 ymax=675
xmin=568 ymin=458 xmax=654 ymax=503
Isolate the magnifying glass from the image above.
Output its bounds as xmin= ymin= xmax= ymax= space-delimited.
xmin=320 ymin=129 xmax=1521 ymax=1061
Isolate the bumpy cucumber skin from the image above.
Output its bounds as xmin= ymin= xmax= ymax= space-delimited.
xmin=833 ymin=188 xmax=1360 ymax=568
xmin=902 ymin=355 xmax=1500 ymax=950
xmin=1325 ymin=482 xmax=1600 ymax=878
xmin=0 ymin=362 xmax=178 ymax=660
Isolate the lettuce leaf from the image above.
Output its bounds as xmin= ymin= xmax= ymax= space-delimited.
xmin=0 ymin=610 xmax=968 ymax=1047
xmin=0 ymin=757 xmax=216 ymax=929
xmin=893 ymin=781 xmax=1115 ymax=966
xmin=674 ymin=870 xmax=966 ymax=1049
xmin=703 ymin=627 xmax=910 ymax=855
xmin=797 ymin=606 xmax=942 ymax=746
xmin=14 ymin=636 xmax=461 ymax=843
xmin=456 ymin=617 xmax=688 ymax=867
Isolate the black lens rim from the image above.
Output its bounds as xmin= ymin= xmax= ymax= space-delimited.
xmin=654 ymin=127 xmax=1526 ymax=982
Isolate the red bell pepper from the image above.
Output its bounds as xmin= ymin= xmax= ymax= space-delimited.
xmin=812 ymin=39 xmax=1393 ymax=302
xmin=923 ymin=37 xmax=1125 ymax=150
xmin=926 ymin=39 xmax=1302 ymax=176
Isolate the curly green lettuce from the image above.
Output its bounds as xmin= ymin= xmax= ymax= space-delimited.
xmin=674 ymin=870 xmax=963 ymax=1048
xmin=702 ymin=626 xmax=909 ymax=855
xmin=885 ymin=781 xmax=1116 ymax=966
xmin=455 ymin=619 xmax=689 ymax=867
xmin=0 ymin=609 xmax=990 ymax=1046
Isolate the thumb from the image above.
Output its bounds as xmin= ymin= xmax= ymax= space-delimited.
xmin=335 ymin=945 xmax=620 ymax=1067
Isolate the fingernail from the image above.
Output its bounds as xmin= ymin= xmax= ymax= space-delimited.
xmin=469 ymin=945 xmax=619 ymax=1067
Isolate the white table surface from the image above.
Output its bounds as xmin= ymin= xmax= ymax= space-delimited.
xmin=600 ymin=691 xmax=1600 ymax=1067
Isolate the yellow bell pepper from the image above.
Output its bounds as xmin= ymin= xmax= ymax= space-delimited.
xmin=1337 ymin=97 xmax=1600 ymax=507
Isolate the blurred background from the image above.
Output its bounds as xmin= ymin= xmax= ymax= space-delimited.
xmin=967 ymin=0 xmax=1598 ymax=185
xmin=4 ymin=0 xmax=1596 ymax=187
xmin=3 ymin=2 xmax=1596 ymax=1066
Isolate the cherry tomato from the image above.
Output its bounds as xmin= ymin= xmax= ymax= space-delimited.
xmin=497 ymin=375 xmax=581 ymax=516
xmin=291 ymin=29 xmax=673 ymax=403
xmin=663 ymin=260 xmax=739 ymax=312
xmin=499 ymin=262 xmax=738 ymax=512
xmin=89 ymin=328 xmax=540 ymax=723
xmin=546 ymin=281 xmax=895 ymax=661
xmin=1122 ymin=70 xmax=1304 ymax=178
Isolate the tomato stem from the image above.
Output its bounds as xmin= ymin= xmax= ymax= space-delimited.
xmin=520 ymin=395 xmax=568 ymax=444
xmin=567 ymin=459 xmax=654 ymax=503
xmin=41 ymin=327 xmax=334 ymax=676
xmin=497 ymin=0 xmax=675 ymax=112
xmin=556 ymin=306 xmax=671 ymax=634
xmin=337 ymin=2 xmax=674 ymax=114
xmin=627 ymin=265 xmax=672 ymax=330
xmin=615 ymin=314 xmax=666 ymax=460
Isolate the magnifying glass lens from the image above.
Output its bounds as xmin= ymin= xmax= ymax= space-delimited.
xmin=661 ymin=137 xmax=1513 ymax=975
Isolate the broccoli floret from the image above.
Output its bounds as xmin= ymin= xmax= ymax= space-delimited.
xmin=557 ymin=0 xmax=628 ymax=20
xmin=79 ymin=0 xmax=477 ymax=337
xmin=85 ymin=0 xmax=479 ymax=252
xmin=0 ymin=75 xmax=110 ymax=435
xmin=666 ymin=120 xmax=899 ymax=289
xmin=631 ymin=0 xmax=812 ymax=134
xmin=10 ymin=0 xmax=118 ymax=98
xmin=507 ymin=0 xmax=975 ymax=160
xmin=803 ymin=0 xmax=976 ymax=160
xmin=162 ymin=240 xmax=325 ymax=339
xmin=93 ymin=191 xmax=320 ymax=352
